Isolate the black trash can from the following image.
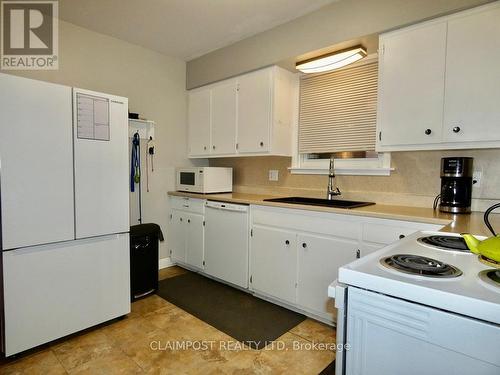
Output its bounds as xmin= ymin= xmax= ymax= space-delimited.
xmin=130 ymin=223 xmax=164 ymax=301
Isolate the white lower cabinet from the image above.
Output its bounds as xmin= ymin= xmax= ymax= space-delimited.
xmin=169 ymin=210 xmax=187 ymax=263
xmin=185 ymin=213 xmax=204 ymax=269
xmin=297 ymin=234 xmax=358 ymax=319
xmin=167 ymin=197 xmax=205 ymax=270
xmin=251 ymin=226 xmax=297 ymax=304
xmin=249 ymin=205 xmax=444 ymax=324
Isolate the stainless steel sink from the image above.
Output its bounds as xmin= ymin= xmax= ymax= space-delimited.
xmin=263 ymin=196 xmax=375 ymax=209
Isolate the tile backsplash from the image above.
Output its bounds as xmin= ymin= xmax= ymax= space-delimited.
xmin=210 ymin=149 xmax=500 ymax=211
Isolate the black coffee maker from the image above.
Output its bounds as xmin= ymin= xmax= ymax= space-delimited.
xmin=439 ymin=157 xmax=473 ymax=214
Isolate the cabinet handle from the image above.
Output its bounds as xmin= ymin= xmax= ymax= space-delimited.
xmin=356 ymin=249 xmax=361 ymax=259
xmin=259 ymin=141 xmax=264 ymax=147
xmin=425 ymin=129 xmax=432 ymax=135
xmin=204 ymin=146 xmax=207 ymax=150
xmin=187 ymin=219 xmax=191 ymax=223
xmin=285 ymin=240 xmax=290 ymax=245
xmin=452 ymin=126 xmax=461 ymax=133
xmin=302 ymin=243 xmax=307 ymax=249
xmin=212 ymin=145 xmax=216 ymax=150
xmin=399 ymin=234 xmax=405 ymax=239
xmin=180 ymin=218 xmax=183 ymax=222
xmin=183 ymin=204 xmax=189 ymax=208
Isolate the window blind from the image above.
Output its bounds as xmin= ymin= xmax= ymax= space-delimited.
xmin=298 ymin=61 xmax=378 ymax=154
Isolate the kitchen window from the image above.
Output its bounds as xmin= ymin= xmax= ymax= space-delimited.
xmin=290 ymin=56 xmax=392 ymax=175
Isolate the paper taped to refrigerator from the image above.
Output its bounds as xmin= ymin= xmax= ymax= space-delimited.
xmin=77 ymin=93 xmax=110 ymax=141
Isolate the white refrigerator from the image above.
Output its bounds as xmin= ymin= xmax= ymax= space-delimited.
xmin=0 ymin=73 xmax=130 ymax=356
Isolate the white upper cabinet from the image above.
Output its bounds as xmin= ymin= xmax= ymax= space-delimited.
xmin=187 ymin=66 xmax=297 ymax=158
xmin=443 ymin=5 xmax=500 ymax=143
xmin=188 ymin=89 xmax=211 ymax=156
xmin=211 ymin=80 xmax=237 ymax=155
xmin=377 ymin=2 xmax=500 ymax=151
xmin=237 ymin=68 xmax=272 ymax=153
xmin=377 ymin=21 xmax=447 ymax=147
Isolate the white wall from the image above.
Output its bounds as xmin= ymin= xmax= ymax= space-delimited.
xmin=186 ymin=0 xmax=492 ymax=88
xmin=3 ymin=20 xmax=199 ymax=260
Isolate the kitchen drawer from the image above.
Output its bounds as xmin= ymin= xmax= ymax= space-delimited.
xmin=170 ymin=196 xmax=205 ymax=214
xmin=362 ymin=221 xmax=441 ymax=245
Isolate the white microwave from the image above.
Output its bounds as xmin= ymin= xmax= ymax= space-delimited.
xmin=176 ymin=167 xmax=233 ymax=193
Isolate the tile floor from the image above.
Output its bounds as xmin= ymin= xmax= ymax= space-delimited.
xmin=0 ymin=266 xmax=336 ymax=374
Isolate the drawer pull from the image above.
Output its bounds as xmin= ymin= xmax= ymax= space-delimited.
xmin=399 ymin=234 xmax=405 ymax=239
xmin=285 ymin=240 xmax=290 ymax=245
xmin=302 ymin=243 xmax=307 ymax=249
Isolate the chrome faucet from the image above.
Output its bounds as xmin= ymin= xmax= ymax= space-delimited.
xmin=327 ymin=157 xmax=341 ymax=200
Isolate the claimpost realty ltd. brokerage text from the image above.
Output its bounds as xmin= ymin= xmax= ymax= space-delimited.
xmin=149 ymin=340 xmax=350 ymax=352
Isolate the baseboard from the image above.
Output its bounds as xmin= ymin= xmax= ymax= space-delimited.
xmin=159 ymin=257 xmax=174 ymax=270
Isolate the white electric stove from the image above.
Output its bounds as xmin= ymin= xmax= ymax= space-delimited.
xmin=329 ymin=231 xmax=500 ymax=375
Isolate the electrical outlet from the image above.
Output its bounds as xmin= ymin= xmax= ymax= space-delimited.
xmin=268 ymin=170 xmax=279 ymax=181
xmin=473 ymin=171 xmax=482 ymax=188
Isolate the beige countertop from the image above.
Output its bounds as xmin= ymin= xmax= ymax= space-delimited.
xmin=168 ymin=191 xmax=500 ymax=237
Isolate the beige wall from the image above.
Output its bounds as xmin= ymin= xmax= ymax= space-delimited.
xmin=3 ymin=20 xmax=197 ymax=259
xmin=187 ymin=0 xmax=492 ymax=88
xmin=210 ymin=150 xmax=500 ymax=211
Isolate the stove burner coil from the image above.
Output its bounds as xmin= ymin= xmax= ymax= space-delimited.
xmin=479 ymin=269 xmax=500 ymax=289
xmin=417 ymin=235 xmax=470 ymax=252
xmin=381 ymin=254 xmax=463 ymax=278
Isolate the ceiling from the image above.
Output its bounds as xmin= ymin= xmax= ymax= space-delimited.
xmin=58 ymin=0 xmax=336 ymax=61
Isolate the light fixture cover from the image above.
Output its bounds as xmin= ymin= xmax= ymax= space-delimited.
xmin=296 ymin=45 xmax=367 ymax=73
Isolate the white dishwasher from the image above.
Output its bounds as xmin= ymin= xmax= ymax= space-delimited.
xmin=204 ymin=201 xmax=249 ymax=288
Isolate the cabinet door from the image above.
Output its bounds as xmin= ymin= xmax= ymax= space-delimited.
xmin=169 ymin=210 xmax=186 ymax=263
xmin=250 ymin=226 xmax=297 ymax=303
xmin=377 ymin=21 xmax=447 ymax=148
xmin=185 ymin=213 xmax=204 ymax=270
xmin=188 ymin=89 xmax=211 ymax=156
xmin=297 ymin=234 xmax=358 ymax=319
xmin=237 ymin=69 xmax=272 ymax=153
xmin=443 ymin=5 xmax=500 ymax=143
xmin=211 ymin=80 xmax=237 ymax=154
xmin=0 ymin=74 xmax=74 ymax=250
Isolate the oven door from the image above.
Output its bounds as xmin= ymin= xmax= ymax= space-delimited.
xmin=176 ymin=169 xmax=202 ymax=192
xmin=332 ymin=281 xmax=348 ymax=375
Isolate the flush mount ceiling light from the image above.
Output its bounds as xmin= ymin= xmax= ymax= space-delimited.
xmin=296 ymin=45 xmax=367 ymax=74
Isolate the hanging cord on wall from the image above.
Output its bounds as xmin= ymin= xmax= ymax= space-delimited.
xmin=131 ymin=132 xmax=142 ymax=223
xmin=484 ymin=202 xmax=500 ymax=236
xmin=145 ymin=136 xmax=155 ymax=193
xmin=433 ymin=194 xmax=441 ymax=211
